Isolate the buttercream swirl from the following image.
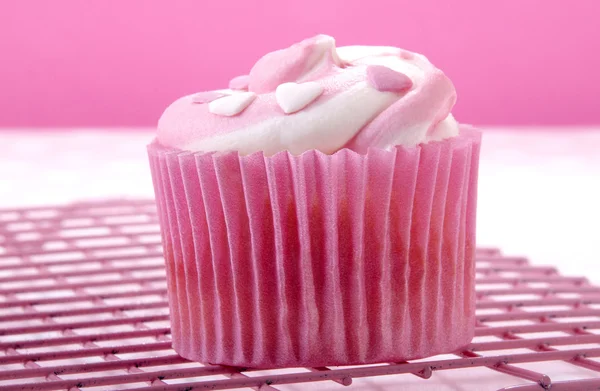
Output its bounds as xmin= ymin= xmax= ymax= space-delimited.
xmin=157 ymin=35 xmax=459 ymax=155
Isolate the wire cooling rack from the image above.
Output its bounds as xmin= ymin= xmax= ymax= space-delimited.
xmin=1 ymin=200 xmax=600 ymax=391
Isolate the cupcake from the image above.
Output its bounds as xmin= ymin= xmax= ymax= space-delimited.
xmin=148 ymin=35 xmax=480 ymax=368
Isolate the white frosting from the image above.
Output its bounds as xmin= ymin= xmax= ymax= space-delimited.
xmin=187 ymin=82 xmax=398 ymax=155
xmin=429 ymin=114 xmax=459 ymax=142
xmin=338 ymin=46 xmax=426 ymax=80
xmin=159 ymin=38 xmax=459 ymax=155
xmin=297 ymin=36 xmax=344 ymax=82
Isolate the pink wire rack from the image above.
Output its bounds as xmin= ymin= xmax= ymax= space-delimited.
xmin=1 ymin=199 xmax=600 ymax=391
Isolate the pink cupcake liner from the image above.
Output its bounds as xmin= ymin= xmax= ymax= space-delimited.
xmin=147 ymin=126 xmax=481 ymax=368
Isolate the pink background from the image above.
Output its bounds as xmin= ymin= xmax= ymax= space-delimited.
xmin=1 ymin=0 xmax=599 ymax=128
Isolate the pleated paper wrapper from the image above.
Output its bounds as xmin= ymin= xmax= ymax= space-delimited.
xmin=147 ymin=127 xmax=481 ymax=368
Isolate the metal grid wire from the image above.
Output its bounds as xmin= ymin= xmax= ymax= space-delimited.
xmin=1 ymin=200 xmax=600 ymax=391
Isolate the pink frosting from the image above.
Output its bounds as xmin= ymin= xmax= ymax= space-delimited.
xmin=157 ymin=35 xmax=458 ymax=155
xmin=248 ymin=35 xmax=344 ymax=93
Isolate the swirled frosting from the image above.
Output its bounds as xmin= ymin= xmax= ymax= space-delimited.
xmin=157 ymin=35 xmax=459 ymax=155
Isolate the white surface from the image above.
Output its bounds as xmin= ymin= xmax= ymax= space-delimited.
xmin=2 ymin=127 xmax=598 ymax=282
xmin=1 ymin=127 xmax=600 ymax=390
xmin=477 ymin=129 xmax=600 ymax=284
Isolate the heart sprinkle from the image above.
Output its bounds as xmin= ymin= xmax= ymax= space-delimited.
xmin=275 ymin=82 xmax=324 ymax=114
xmin=229 ymin=75 xmax=250 ymax=90
xmin=366 ymin=65 xmax=413 ymax=93
xmin=192 ymin=91 xmax=229 ymax=104
xmin=208 ymin=92 xmax=257 ymax=116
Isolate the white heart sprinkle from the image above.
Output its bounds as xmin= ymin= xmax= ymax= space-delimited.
xmin=276 ymin=82 xmax=324 ymax=114
xmin=208 ymin=92 xmax=257 ymax=116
